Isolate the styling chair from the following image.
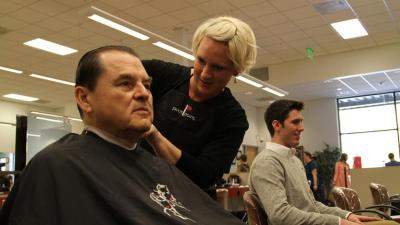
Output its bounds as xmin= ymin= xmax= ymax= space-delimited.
xmin=331 ymin=187 xmax=393 ymax=220
xmin=243 ymin=191 xmax=269 ymax=225
xmin=369 ymin=183 xmax=400 ymax=221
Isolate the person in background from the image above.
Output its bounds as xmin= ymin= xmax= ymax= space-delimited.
xmin=385 ymin=153 xmax=400 ymax=167
xmin=238 ymin=154 xmax=250 ymax=173
xmin=142 ymin=16 xmax=257 ymax=193
xmin=250 ymin=99 xmax=380 ymax=225
xmin=303 ymin=151 xmax=322 ymax=202
xmin=333 ymin=153 xmax=351 ymax=188
xmin=0 ymin=46 xmax=245 ymax=225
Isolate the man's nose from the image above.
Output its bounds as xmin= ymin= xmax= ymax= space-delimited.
xmin=134 ymin=84 xmax=150 ymax=100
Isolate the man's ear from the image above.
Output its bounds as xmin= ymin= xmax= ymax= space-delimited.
xmin=75 ymin=86 xmax=92 ymax=114
xmin=272 ymin=120 xmax=281 ymax=132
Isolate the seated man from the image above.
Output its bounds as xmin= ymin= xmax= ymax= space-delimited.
xmin=0 ymin=46 xmax=244 ymax=225
xmin=385 ymin=153 xmax=400 ymax=167
xmin=250 ymin=100 xmax=383 ymax=225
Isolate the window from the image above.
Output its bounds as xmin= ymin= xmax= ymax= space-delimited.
xmin=338 ymin=92 xmax=400 ymax=168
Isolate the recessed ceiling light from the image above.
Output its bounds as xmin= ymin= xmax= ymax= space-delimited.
xmin=244 ymin=91 xmax=253 ymax=95
xmin=152 ymin=41 xmax=195 ymax=61
xmin=3 ymin=93 xmax=39 ymax=102
xmin=330 ymin=18 xmax=368 ymax=39
xmin=88 ymin=14 xmax=149 ymax=40
xmin=29 ymin=74 xmax=75 ymax=86
xmin=24 ymin=38 xmax=77 ymax=55
xmin=337 ymin=88 xmax=342 ymax=91
xmin=0 ymin=65 xmax=23 ymax=74
xmin=236 ymin=75 xmax=263 ymax=88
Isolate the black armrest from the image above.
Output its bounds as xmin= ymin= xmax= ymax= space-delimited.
xmin=353 ymin=209 xmax=392 ymax=220
xmin=366 ymin=205 xmax=400 ymax=214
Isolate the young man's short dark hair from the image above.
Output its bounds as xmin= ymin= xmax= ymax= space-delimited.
xmin=264 ymin=99 xmax=304 ymax=136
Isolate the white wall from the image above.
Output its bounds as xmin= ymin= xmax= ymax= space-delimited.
xmin=301 ymin=98 xmax=339 ymax=153
xmin=253 ymin=98 xmax=340 ymax=154
xmin=241 ymin=103 xmax=259 ymax=147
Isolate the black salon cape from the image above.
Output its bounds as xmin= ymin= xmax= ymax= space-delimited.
xmin=0 ymin=133 xmax=244 ymax=225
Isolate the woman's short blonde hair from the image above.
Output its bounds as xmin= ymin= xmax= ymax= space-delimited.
xmin=192 ymin=16 xmax=257 ymax=73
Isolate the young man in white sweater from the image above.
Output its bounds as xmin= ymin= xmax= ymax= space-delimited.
xmin=250 ymin=99 xmax=384 ymax=225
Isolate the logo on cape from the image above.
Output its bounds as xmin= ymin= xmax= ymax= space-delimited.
xmin=150 ymin=184 xmax=195 ymax=222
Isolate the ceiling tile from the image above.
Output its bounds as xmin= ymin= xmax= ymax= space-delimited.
xmin=353 ymin=2 xmax=387 ymax=17
xmin=386 ymin=0 xmax=400 ymax=10
xmin=0 ymin=15 xmax=28 ymax=30
xmin=257 ymin=36 xmax=283 ymax=47
xmin=282 ymin=6 xmax=319 ymax=20
xmin=346 ymin=36 xmax=376 ymax=49
xmin=280 ymin=30 xmax=309 ymax=42
xmin=195 ymin=1 xmax=236 ymax=16
xmin=227 ymin=0 xmax=265 ymax=8
xmin=313 ymin=33 xmax=343 ymax=44
xmin=294 ymin=16 xmax=326 ymax=29
xmin=28 ymin=0 xmax=69 ymax=16
xmin=1 ymin=31 xmax=34 ymax=43
xmin=0 ymin=1 xmax=23 ymax=15
xmin=361 ymin=13 xmax=392 ymax=27
xmin=269 ymin=0 xmax=309 ymax=11
xmin=148 ymin=0 xmax=191 ymax=13
xmin=99 ymin=0 xmax=143 ymax=10
xmin=124 ymin=3 xmax=163 ymax=20
xmin=347 ymin=0 xmax=381 ymax=7
xmin=38 ymin=18 xmax=73 ymax=32
xmin=255 ymin=13 xmax=288 ymax=27
xmin=145 ymin=14 xmax=181 ymax=30
xmin=8 ymin=7 xmax=48 ymax=24
xmin=20 ymin=24 xmax=53 ymax=38
xmin=241 ymin=2 xmax=278 ymax=18
xmin=304 ymin=25 xmax=336 ymax=36
xmin=269 ymin=22 xmax=300 ymax=35
xmin=168 ymin=6 xmax=208 ymax=22
xmin=9 ymin=0 xmax=38 ymax=6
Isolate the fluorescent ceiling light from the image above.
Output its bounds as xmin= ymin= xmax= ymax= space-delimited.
xmin=330 ymin=19 xmax=368 ymax=39
xmin=262 ymin=86 xmax=285 ymax=97
xmin=36 ymin=117 xmax=63 ymax=123
xmin=68 ymin=117 xmax=82 ymax=122
xmin=152 ymin=41 xmax=195 ymax=61
xmin=236 ymin=75 xmax=263 ymax=88
xmin=0 ymin=123 xmax=14 ymax=127
xmin=24 ymin=38 xmax=77 ymax=55
xmin=0 ymin=65 xmax=23 ymax=74
xmin=3 ymin=93 xmax=39 ymax=102
xmin=27 ymin=133 xmax=41 ymax=137
xmin=30 ymin=111 xmax=63 ymax=118
xmin=88 ymin=14 xmax=149 ymax=40
xmin=30 ymin=74 xmax=75 ymax=86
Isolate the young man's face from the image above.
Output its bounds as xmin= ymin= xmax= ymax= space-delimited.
xmin=273 ymin=109 xmax=304 ymax=148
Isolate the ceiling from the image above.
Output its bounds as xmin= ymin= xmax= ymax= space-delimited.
xmin=0 ymin=0 xmax=400 ymax=109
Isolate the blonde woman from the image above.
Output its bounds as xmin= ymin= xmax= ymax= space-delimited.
xmin=142 ymin=16 xmax=257 ymax=194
